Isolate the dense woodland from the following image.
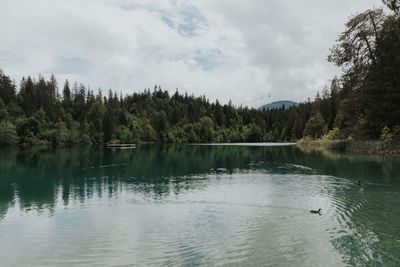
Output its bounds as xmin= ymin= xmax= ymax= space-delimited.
xmin=0 ymin=0 xmax=399 ymax=146
xmin=0 ymin=73 xmax=314 ymax=145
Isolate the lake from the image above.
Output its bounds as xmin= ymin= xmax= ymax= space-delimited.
xmin=1 ymin=144 xmax=400 ymax=266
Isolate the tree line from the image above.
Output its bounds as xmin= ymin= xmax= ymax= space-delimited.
xmin=0 ymin=71 xmax=316 ymax=145
xmin=0 ymin=0 xmax=399 ymax=146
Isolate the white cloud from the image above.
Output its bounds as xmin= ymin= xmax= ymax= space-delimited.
xmin=0 ymin=0 xmax=380 ymax=107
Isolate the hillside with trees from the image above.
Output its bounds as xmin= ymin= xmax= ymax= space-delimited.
xmin=0 ymin=70 xmax=316 ymax=145
xmin=0 ymin=0 xmax=399 ymax=148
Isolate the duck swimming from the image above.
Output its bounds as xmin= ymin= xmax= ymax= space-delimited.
xmin=310 ymin=208 xmax=321 ymax=214
xmin=353 ymin=180 xmax=362 ymax=186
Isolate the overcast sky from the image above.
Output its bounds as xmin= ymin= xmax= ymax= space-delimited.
xmin=0 ymin=0 xmax=381 ymax=107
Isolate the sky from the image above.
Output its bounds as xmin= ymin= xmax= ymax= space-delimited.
xmin=0 ymin=0 xmax=381 ymax=107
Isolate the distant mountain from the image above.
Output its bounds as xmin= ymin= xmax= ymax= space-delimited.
xmin=258 ymin=100 xmax=299 ymax=110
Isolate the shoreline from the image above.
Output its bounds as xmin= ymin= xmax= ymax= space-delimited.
xmin=296 ymin=138 xmax=400 ymax=156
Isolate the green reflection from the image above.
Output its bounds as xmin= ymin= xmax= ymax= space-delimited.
xmin=1 ymin=145 xmax=400 ymax=213
xmin=0 ymin=144 xmax=400 ymax=265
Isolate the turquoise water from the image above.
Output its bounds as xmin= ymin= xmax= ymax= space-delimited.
xmin=0 ymin=144 xmax=400 ymax=266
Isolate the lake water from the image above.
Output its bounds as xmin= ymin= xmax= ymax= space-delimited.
xmin=1 ymin=144 xmax=400 ymax=266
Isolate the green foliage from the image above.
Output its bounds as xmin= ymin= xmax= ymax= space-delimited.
xmin=0 ymin=71 xmax=16 ymax=105
xmin=328 ymin=8 xmax=386 ymax=91
xmin=0 ymin=98 xmax=9 ymax=121
xmin=0 ymin=121 xmax=18 ymax=145
xmin=380 ymin=126 xmax=393 ymax=144
xmin=303 ymin=112 xmax=327 ymax=139
xmin=392 ymin=125 xmax=400 ymax=145
xmin=363 ymin=15 xmax=400 ymax=138
xmin=88 ymin=101 xmax=106 ymax=143
xmin=6 ymin=101 xmax=24 ymax=121
xmin=55 ymin=122 xmax=70 ymax=144
xmin=324 ymin=6 xmax=400 ymax=143
xmin=199 ymin=116 xmax=215 ymax=142
xmin=246 ymin=123 xmax=263 ymax=142
xmin=152 ymin=111 xmax=168 ymax=132
xmin=143 ymin=124 xmax=157 ymax=142
xmin=80 ymin=134 xmax=92 ymax=144
xmin=116 ymin=125 xmax=133 ymax=143
xmin=184 ymin=124 xmax=199 ymax=143
xmin=322 ymin=127 xmax=343 ymax=140
xmin=16 ymin=117 xmax=40 ymax=137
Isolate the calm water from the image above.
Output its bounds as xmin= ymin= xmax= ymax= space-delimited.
xmin=1 ymin=144 xmax=400 ymax=266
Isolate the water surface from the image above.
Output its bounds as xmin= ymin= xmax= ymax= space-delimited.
xmin=0 ymin=144 xmax=400 ymax=266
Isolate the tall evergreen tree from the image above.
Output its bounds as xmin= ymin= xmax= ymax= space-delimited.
xmin=0 ymin=71 xmax=16 ymax=105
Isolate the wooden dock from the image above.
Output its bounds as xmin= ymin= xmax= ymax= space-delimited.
xmin=107 ymin=144 xmax=136 ymax=149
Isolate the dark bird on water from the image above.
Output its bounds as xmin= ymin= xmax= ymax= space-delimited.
xmin=353 ymin=180 xmax=362 ymax=186
xmin=310 ymin=208 xmax=321 ymax=214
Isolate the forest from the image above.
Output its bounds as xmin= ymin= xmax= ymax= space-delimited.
xmin=0 ymin=0 xmax=399 ymax=147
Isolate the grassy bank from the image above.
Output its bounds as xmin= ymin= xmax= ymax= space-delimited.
xmin=297 ymin=137 xmax=400 ymax=155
